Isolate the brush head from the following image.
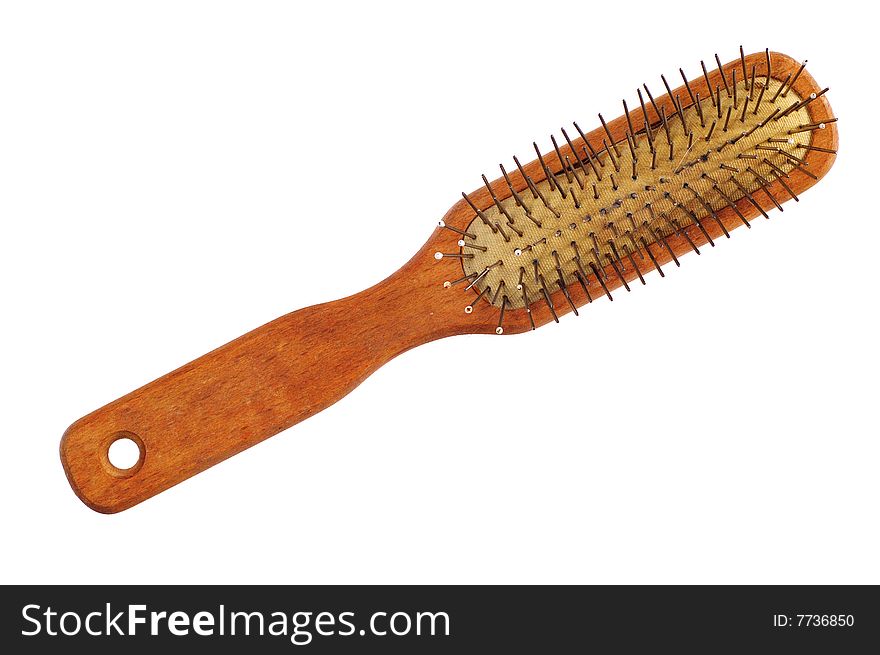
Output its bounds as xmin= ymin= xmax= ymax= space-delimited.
xmin=434 ymin=49 xmax=837 ymax=334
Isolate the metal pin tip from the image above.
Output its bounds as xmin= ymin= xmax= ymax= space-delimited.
xmin=437 ymin=220 xmax=445 ymax=227
xmin=457 ymin=239 xmax=465 ymax=246
xmin=443 ymin=281 xmax=451 ymax=288
xmin=433 ymin=252 xmax=443 ymax=260
xmin=464 ymin=306 xmax=473 ymax=314
xmin=495 ymin=327 xmax=504 ymax=335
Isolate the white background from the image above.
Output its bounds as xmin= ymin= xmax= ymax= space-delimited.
xmin=1 ymin=1 xmax=877 ymax=584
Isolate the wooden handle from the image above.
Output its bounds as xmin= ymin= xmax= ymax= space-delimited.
xmin=60 ymin=240 xmax=477 ymax=513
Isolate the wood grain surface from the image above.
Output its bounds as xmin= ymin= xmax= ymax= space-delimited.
xmin=61 ymin=50 xmax=837 ymax=513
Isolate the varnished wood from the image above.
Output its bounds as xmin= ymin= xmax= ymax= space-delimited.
xmin=61 ymin=51 xmax=837 ymax=512
xmin=61 ymin=239 xmax=479 ymax=513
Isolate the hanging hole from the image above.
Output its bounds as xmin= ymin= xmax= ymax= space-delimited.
xmin=103 ymin=432 xmax=145 ymax=477
xmin=109 ymin=438 xmax=139 ymax=469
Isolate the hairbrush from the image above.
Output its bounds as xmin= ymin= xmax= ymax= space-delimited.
xmin=61 ymin=47 xmax=837 ymax=513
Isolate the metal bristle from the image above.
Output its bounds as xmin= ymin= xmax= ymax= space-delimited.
xmin=434 ymin=48 xmax=832 ymax=332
